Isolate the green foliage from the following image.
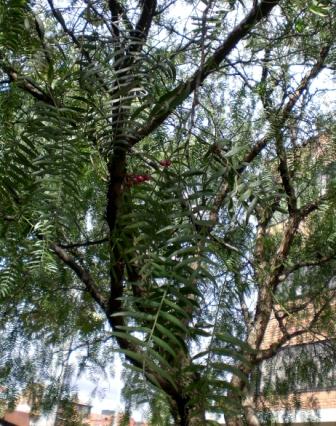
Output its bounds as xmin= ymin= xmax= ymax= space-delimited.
xmin=0 ymin=0 xmax=336 ymax=424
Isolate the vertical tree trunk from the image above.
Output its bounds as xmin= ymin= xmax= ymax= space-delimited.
xmin=242 ymin=394 xmax=261 ymax=426
xmin=224 ymin=391 xmax=261 ymax=426
xmin=171 ymin=391 xmax=207 ymax=426
xmin=223 ymin=299 xmax=273 ymax=426
xmin=169 ymin=384 xmax=207 ymax=426
xmin=224 ymin=390 xmax=261 ymax=426
xmin=168 ymin=349 xmax=208 ymax=426
xmin=176 ymin=401 xmax=207 ymax=426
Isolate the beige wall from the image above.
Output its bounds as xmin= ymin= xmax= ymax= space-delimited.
xmin=258 ymin=390 xmax=336 ymax=411
xmin=260 ymin=303 xmax=332 ymax=351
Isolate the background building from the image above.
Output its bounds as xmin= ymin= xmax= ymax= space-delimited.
xmin=1 ymin=398 xmax=147 ymax=426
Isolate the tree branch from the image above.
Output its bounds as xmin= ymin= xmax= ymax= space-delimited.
xmin=299 ymin=193 xmax=327 ymax=218
xmin=59 ymin=238 xmax=109 ymax=249
xmin=257 ymin=328 xmax=308 ymax=362
xmin=275 ymin=131 xmax=297 ymax=214
xmin=281 ymin=45 xmax=330 ymax=120
xmin=133 ymin=0 xmax=281 ymax=145
xmin=258 ymin=296 xmax=333 ymax=362
xmin=131 ymin=0 xmax=157 ymax=49
xmin=209 ymin=43 xmax=331 ymax=225
xmin=108 ymin=0 xmax=122 ymax=38
xmin=284 ymin=254 xmax=336 ymax=275
xmin=51 ymin=243 xmax=107 ymax=310
xmin=0 ymin=60 xmax=55 ymax=105
xmin=33 ymin=15 xmax=52 ymax=65
xmin=47 ymin=0 xmax=90 ymax=61
xmin=51 ymin=243 xmax=175 ymax=396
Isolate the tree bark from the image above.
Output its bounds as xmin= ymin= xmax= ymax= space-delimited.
xmin=168 ymin=351 xmax=207 ymax=426
xmin=224 ymin=378 xmax=261 ymax=426
xmin=242 ymin=393 xmax=261 ymax=426
xmin=174 ymin=397 xmax=207 ymax=426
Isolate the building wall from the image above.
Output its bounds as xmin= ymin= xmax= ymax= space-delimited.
xmin=3 ymin=411 xmax=30 ymax=426
xmin=258 ymin=390 xmax=336 ymax=411
xmin=258 ymin=301 xmax=336 ymax=422
xmin=84 ymin=413 xmax=148 ymax=426
xmin=260 ymin=307 xmax=328 ymax=351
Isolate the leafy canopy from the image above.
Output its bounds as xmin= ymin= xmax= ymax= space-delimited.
xmin=0 ymin=0 xmax=336 ymax=425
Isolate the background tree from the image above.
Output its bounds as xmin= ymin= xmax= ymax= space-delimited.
xmin=0 ymin=0 xmax=336 ymax=425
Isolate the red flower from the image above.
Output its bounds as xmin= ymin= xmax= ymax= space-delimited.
xmin=132 ymin=174 xmax=152 ymax=184
xmin=159 ymin=159 xmax=172 ymax=168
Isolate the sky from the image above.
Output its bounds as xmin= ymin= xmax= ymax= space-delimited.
xmin=75 ymin=356 xmax=146 ymax=421
xmin=76 ymin=365 xmax=123 ymax=414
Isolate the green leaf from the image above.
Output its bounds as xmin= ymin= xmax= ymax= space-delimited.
xmin=163 ymin=298 xmax=190 ymax=318
xmin=150 ymin=335 xmax=177 ymax=357
xmin=155 ymin=323 xmax=185 ymax=348
xmin=309 ymin=3 xmax=329 ymax=16
xmin=159 ymin=311 xmax=187 ymax=332
xmin=216 ymin=333 xmax=256 ymax=353
xmin=110 ymin=331 xmax=144 ymax=346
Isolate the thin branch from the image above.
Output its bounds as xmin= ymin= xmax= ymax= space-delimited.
xmin=47 ymin=0 xmax=113 ymax=96
xmin=154 ymin=0 xmax=176 ymax=16
xmin=33 ymin=15 xmax=52 ymax=65
xmin=299 ymin=193 xmax=327 ymax=218
xmin=51 ymin=243 xmax=107 ymax=310
xmin=0 ymin=60 xmax=55 ymax=105
xmin=59 ymin=238 xmax=109 ymax=249
xmin=275 ymin=131 xmax=297 ymax=214
xmin=210 ymin=44 xmax=331 ymax=225
xmin=51 ymin=240 xmax=174 ymax=396
xmin=257 ymin=328 xmax=309 ymax=361
xmin=234 ymin=272 xmax=253 ymax=330
xmin=47 ymin=0 xmax=90 ymax=61
xmin=84 ymin=0 xmax=114 ymax=35
xmin=226 ymin=58 xmax=254 ymax=91
xmin=257 ymin=296 xmax=334 ymax=362
xmin=284 ymin=254 xmax=336 ymax=275
xmin=281 ymin=45 xmax=331 ymax=120
xmin=133 ymin=0 xmax=281 ymax=145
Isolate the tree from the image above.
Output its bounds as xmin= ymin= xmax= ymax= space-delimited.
xmin=0 ymin=0 xmax=335 ymax=425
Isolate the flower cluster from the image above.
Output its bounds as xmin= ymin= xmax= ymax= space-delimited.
xmin=159 ymin=159 xmax=172 ymax=168
xmin=133 ymin=174 xmax=151 ymax=183
xmin=126 ymin=160 xmax=172 ymax=187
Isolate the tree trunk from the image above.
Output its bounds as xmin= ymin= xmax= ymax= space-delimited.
xmin=223 ymin=302 xmax=272 ymax=426
xmin=169 ymin=391 xmax=207 ymax=426
xmin=167 ymin=349 xmax=207 ymax=426
xmin=224 ymin=392 xmax=260 ymax=426
xmin=169 ymin=400 xmax=206 ymax=426
xmin=176 ymin=400 xmax=207 ymax=426
xmin=242 ymin=393 xmax=261 ymax=426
